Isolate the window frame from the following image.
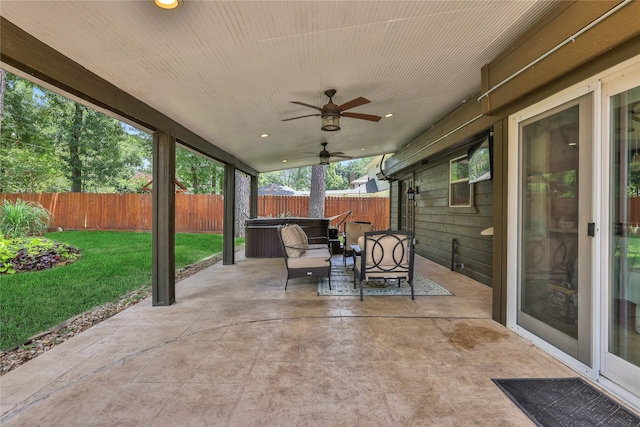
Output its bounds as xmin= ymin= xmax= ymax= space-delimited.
xmin=449 ymin=155 xmax=473 ymax=207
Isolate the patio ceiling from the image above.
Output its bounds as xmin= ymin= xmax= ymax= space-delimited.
xmin=0 ymin=0 xmax=559 ymax=173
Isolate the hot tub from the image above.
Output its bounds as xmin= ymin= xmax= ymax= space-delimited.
xmin=244 ymin=217 xmax=329 ymax=258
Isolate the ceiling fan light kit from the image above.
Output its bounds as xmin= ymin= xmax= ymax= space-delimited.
xmin=321 ymin=114 xmax=340 ymax=131
xmin=316 ymin=142 xmax=352 ymax=165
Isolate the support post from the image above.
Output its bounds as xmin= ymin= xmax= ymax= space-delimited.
xmin=223 ymin=163 xmax=236 ymax=265
xmin=250 ymin=174 xmax=258 ymax=219
xmin=152 ymin=131 xmax=176 ymax=306
xmin=492 ymin=120 xmax=507 ymax=324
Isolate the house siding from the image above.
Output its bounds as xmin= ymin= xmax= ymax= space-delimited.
xmin=413 ymin=145 xmax=493 ymax=286
xmin=389 ymin=180 xmax=400 ymax=230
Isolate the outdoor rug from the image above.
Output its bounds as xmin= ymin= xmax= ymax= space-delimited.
xmin=318 ymin=264 xmax=453 ymax=297
xmin=493 ymin=377 xmax=640 ymax=427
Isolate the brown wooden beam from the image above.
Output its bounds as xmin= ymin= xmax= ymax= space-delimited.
xmin=250 ymin=175 xmax=259 ymax=219
xmin=152 ymin=131 xmax=176 ymax=306
xmin=491 ymin=119 xmax=507 ymax=324
xmin=223 ymin=164 xmax=236 ymax=265
xmin=480 ymin=1 xmax=640 ymax=115
xmin=383 ymin=97 xmax=493 ymax=176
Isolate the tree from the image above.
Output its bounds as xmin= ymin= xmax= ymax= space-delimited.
xmin=333 ymin=158 xmax=370 ymax=188
xmin=175 ymin=147 xmax=223 ymax=194
xmin=325 ymin=163 xmax=345 ymax=190
xmin=0 ymin=73 xmax=67 ymax=192
xmin=308 ymin=164 xmax=326 ymax=218
xmin=0 ymin=72 xmax=152 ymax=193
xmin=69 ymin=103 xmax=84 ymax=192
xmin=235 ymin=170 xmax=250 ymax=237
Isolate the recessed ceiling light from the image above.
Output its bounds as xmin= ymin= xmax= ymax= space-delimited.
xmin=260 ymin=133 xmax=269 ymax=138
xmin=360 ymin=148 xmax=366 ymax=151
xmin=281 ymin=159 xmax=288 ymax=163
xmin=384 ymin=113 xmax=394 ymax=118
xmin=154 ymin=0 xmax=182 ymax=10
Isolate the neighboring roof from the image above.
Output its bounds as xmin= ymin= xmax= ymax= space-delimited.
xmin=258 ymin=184 xmax=302 ymax=196
xmin=141 ymin=179 xmax=189 ymax=193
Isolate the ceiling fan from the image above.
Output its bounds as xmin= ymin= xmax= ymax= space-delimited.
xmin=315 ymin=142 xmax=352 ymax=165
xmin=282 ymin=89 xmax=382 ymax=131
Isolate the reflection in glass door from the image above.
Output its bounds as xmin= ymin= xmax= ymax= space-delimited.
xmin=604 ymin=82 xmax=640 ymax=396
xmin=517 ymin=94 xmax=593 ymax=365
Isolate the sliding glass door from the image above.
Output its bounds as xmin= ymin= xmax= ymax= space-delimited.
xmin=602 ymin=75 xmax=640 ymax=396
xmin=515 ymin=94 xmax=593 ymax=366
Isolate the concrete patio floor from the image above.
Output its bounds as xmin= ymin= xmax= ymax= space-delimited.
xmin=0 ymin=252 xmax=632 ymax=426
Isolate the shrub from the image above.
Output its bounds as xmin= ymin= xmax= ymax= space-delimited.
xmin=0 ymin=199 xmax=53 ymax=238
xmin=0 ymin=236 xmax=81 ymax=275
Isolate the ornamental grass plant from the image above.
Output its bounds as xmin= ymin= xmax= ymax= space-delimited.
xmin=0 ymin=199 xmax=53 ymax=238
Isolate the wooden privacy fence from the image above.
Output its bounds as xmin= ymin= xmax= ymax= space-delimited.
xmin=0 ymin=193 xmax=389 ymax=232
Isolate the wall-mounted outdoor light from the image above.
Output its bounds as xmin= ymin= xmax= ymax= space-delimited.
xmin=407 ymin=187 xmax=417 ymax=200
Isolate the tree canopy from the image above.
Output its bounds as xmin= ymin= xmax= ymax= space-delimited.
xmin=0 ymin=71 xmax=152 ymax=193
xmin=257 ymin=158 xmax=370 ymax=191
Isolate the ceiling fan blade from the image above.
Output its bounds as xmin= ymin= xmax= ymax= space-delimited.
xmin=290 ymin=101 xmax=323 ymax=111
xmin=338 ymin=97 xmax=370 ymax=111
xmin=281 ymin=114 xmax=321 ymax=122
xmin=329 ymin=151 xmax=345 ymax=156
xmin=341 ymin=112 xmax=382 ymax=122
xmin=332 ymin=154 xmax=353 ymax=159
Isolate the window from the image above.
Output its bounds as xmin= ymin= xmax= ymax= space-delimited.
xmin=449 ymin=156 xmax=472 ymax=207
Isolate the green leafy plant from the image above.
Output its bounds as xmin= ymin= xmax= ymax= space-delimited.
xmin=0 ymin=236 xmax=80 ymax=275
xmin=0 ymin=199 xmax=54 ymax=238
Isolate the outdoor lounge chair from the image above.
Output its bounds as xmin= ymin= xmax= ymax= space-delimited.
xmin=277 ymin=224 xmax=332 ymax=290
xmin=342 ymin=221 xmax=374 ymax=265
xmin=354 ymin=230 xmax=415 ymax=301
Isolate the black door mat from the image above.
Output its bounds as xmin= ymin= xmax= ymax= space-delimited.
xmin=493 ymin=377 xmax=640 ymax=427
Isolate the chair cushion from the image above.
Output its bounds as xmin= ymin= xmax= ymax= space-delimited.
xmin=364 ymin=234 xmax=409 ymax=271
xmin=286 ymin=249 xmax=331 ymax=268
xmin=289 ymin=224 xmax=309 ymax=249
xmin=307 ymin=243 xmax=327 ymax=250
xmin=345 ymin=222 xmax=374 ymax=246
xmin=280 ymin=225 xmax=305 ymax=258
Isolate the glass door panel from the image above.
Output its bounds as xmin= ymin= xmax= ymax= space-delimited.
xmin=517 ymin=94 xmax=592 ymax=365
xmin=606 ymin=83 xmax=640 ymax=395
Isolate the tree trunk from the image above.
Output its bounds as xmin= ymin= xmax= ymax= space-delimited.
xmin=211 ymin=165 xmax=218 ymax=194
xmin=70 ymin=104 xmax=84 ymax=192
xmin=308 ymin=164 xmax=326 ymax=218
xmin=191 ymin=164 xmax=199 ymax=193
xmin=235 ymin=170 xmax=250 ymax=237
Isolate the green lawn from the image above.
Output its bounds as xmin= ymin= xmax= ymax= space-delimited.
xmin=0 ymin=231 xmax=243 ymax=350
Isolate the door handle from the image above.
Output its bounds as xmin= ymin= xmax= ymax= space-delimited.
xmin=587 ymin=222 xmax=595 ymax=237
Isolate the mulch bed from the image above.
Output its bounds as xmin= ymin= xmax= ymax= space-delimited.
xmin=0 ymin=251 xmax=229 ymax=376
